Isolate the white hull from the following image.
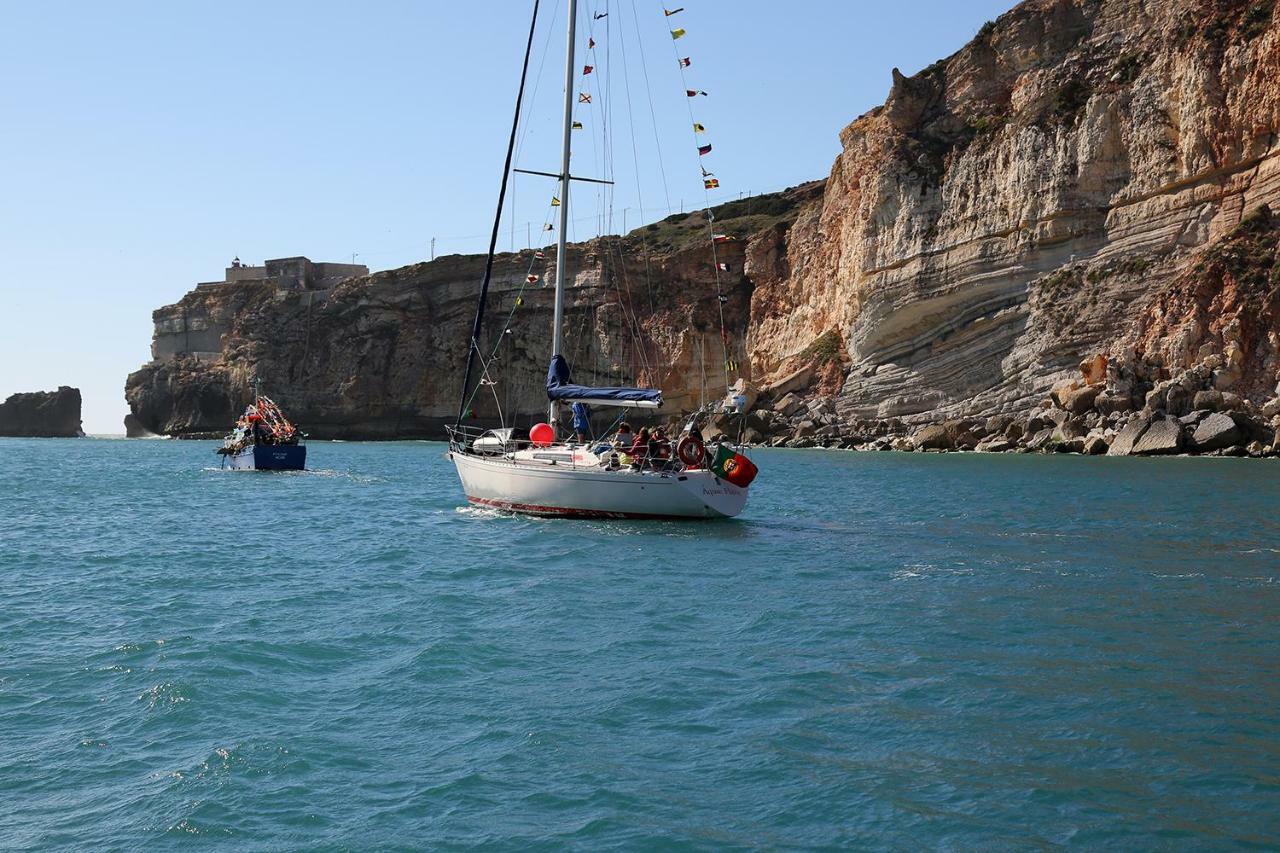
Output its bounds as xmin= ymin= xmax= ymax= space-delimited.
xmin=227 ymin=446 xmax=256 ymax=470
xmin=448 ymin=450 xmax=747 ymax=519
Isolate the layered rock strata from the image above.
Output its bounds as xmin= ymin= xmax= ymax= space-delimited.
xmin=745 ymin=198 xmax=1280 ymax=457
xmin=748 ymin=0 xmax=1280 ymax=425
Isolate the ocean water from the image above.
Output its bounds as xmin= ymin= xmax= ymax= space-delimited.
xmin=1 ymin=438 xmax=1278 ymax=850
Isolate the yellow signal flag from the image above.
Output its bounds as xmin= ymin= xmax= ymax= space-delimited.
xmin=551 ymin=196 xmax=561 ymax=207
xmin=671 ymin=28 xmax=686 ymax=39
xmin=693 ymin=122 xmax=706 ymax=133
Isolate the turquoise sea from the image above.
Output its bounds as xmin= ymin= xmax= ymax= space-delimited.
xmin=1 ymin=438 xmax=1278 ymax=849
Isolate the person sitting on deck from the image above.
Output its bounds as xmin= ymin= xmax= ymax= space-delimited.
xmin=596 ymin=422 xmax=634 ymax=468
xmin=629 ymin=427 xmax=651 ymax=469
xmin=650 ymin=427 xmax=673 ymax=469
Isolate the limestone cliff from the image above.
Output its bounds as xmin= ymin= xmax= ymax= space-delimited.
xmin=128 ymin=0 xmax=1280 ymax=439
xmin=0 ymin=387 xmax=83 ymax=437
xmin=749 ymin=0 xmax=1280 ymax=422
xmin=125 ymin=185 xmax=819 ymax=438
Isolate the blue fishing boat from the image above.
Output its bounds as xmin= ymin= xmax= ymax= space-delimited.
xmin=225 ymin=441 xmax=307 ymax=471
xmin=217 ymin=391 xmax=306 ymax=471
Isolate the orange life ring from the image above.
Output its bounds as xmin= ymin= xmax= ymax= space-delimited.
xmin=676 ymin=435 xmax=705 ymax=468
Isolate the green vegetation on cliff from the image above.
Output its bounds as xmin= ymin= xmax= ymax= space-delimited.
xmin=623 ymin=181 xmax=824 ymax=255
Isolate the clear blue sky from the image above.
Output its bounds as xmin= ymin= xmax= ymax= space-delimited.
xmin=0 ymin=0 xmax=1011 ymax=433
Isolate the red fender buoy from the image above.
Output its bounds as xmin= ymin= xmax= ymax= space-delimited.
xmin=676 ymin=435 xmax=706 ymax=468
xmin=530 ymin=422 xmax=555 ymax=447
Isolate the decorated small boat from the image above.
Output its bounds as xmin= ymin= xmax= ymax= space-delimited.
xmin=446 ymin=0 xmax=758 ymax=519
xmin=217 ymin=392 xmax=306 ymax=471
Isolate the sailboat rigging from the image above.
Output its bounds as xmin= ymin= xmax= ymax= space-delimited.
xmin=446 ymin=0 xmax=757 ymax=520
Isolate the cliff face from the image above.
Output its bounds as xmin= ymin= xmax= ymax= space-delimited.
xmin=125 ymin=185 xmax=820 ymax=438
xmin=0 ymin=387 xmax=83 ymax=437
xmin=749 ymin=0 xmax=1280 ymax=421
xmin=128 ymin=0 xmax=1280 ymax=438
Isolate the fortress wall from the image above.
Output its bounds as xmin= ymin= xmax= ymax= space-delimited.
xmin=151 ymin=307 xmax=228 ymax=359
xmin=225 ymin=265 xmax=267 ymax=282
xmin=312 ymin=262 xmax=368 ymax=288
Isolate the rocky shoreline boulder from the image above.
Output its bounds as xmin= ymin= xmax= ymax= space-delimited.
xmin=1189 ymin=413 xmax=1242 ymax=452
xmin=0 ymin=387 xmax=84 ymax=437
xmin=1130 ymin=417 xmax=1184 ymax=456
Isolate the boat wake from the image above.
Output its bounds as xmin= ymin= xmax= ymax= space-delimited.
xmin=201 ymin=466 xmax=377 ymax=483
xmin=454 ymin=504 xmax=509 ymax=520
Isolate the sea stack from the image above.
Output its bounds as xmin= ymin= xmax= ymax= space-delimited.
xmin=0 ymin=387 xmax=84 ymax=437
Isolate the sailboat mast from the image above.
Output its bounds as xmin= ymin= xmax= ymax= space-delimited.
xmin=550 ymin=0 xmax=577 ymax=425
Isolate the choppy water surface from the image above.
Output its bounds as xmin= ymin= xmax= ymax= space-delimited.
xmin=1 ymin=438 xmax=1278 ymax=848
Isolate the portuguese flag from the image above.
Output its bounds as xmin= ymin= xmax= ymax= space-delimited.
xmin=710 ymin=444 xmax=758 ymax=487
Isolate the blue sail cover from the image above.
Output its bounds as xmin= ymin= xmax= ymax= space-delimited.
xmin=545 ymin=355 xmax=663 ymax=406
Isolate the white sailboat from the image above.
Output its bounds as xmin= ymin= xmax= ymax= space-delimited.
xmin=446 ymin=0 xmax=756 ymax=519
xmin=450 ymin=438 xmax=749 ymax=519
